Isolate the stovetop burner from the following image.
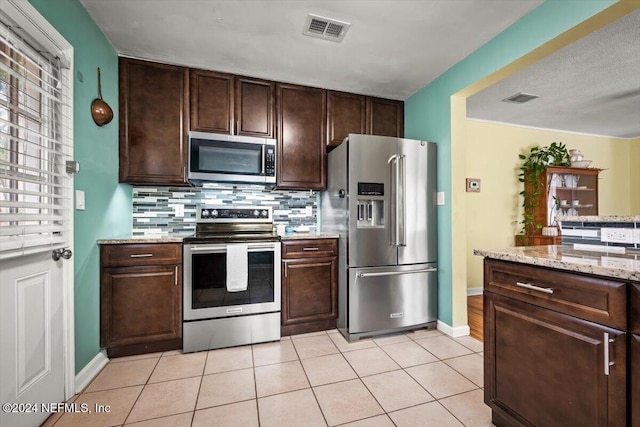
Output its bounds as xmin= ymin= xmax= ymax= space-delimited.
xmin=184 ymin=205 xmax=279 ymax=244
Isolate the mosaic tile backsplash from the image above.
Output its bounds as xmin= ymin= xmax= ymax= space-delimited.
xmin=132 ymin=184 xmax=318 ymax=237
xmin=560 ymin=218 xmax=640 ymax=252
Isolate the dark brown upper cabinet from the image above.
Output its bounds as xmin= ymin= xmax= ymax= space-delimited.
xmin=277 ymin=83 xmax=326 ymax=190
xmin=190 ymin=69 xmax=234 ymax=134
xmin=326 ymin=91 xmax=367 ymax=149
xmin=119 ymin=58 xmax=189 ymax=185
xmin=235 ymin=76 xmax=275 ymax=138
xmin=366 ymin=97 xmax=404 ymax=138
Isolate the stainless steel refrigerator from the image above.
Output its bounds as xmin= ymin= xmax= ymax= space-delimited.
xmin=321 ymin=134 xmax=437 ymax=341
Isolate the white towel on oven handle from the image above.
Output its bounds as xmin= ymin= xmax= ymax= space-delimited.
xmin=226 ymin=243 xmax=248 ymax=292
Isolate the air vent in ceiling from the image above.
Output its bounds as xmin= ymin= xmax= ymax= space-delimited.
xmin=502 ymin=92 xmax=539 ymax=104
xmin=303 ymin=13 xmax=351 ymax=42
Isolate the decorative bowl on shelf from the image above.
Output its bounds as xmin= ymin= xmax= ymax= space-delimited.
xmin=570 ymin=159 xmax=592 ymax=168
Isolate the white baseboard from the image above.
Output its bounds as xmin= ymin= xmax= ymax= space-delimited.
xmin=75 ymin=350 xmax=109 ymax=394
xmin=437 ymin=320 xmax=470 ymax=338
xmin=467 ymin=287 xmax=483 ymax=296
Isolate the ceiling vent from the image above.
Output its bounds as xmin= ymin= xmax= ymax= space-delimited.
xmin=303 ymin=13 xmax=351 ymax=42
xmin=502 ymin=92 xmax=539 ymax=104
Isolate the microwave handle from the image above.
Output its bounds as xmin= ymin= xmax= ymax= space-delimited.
xmin=261 ymin=145 xmax=266 ymax=174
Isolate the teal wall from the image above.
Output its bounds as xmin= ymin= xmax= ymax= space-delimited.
xmin=29 ymin=0 xmax=131 ymax=373
xmin=405 ymin=0 xmax=616 ymax=325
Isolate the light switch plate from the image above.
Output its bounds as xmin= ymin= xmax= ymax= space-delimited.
xmin=75 ymin=190 xmax=85 ymax=210
xmin=436 ymin=192 xmax=445 ymax=206
xmin=466 ymin=178 xmax=481 ymax=192
xmin=305 ymin=206 xmax=313 ymax=216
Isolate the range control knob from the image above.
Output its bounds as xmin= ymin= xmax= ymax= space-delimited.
xmin=261 ymin=210 xmax=268 ymax=217
xmin=253 ymin=210 xmax=259 ymax=217
xmin=211 ymin=210 xmax=218 ymax=217
xmin=201 ymin=209 xmax=210 ymax=218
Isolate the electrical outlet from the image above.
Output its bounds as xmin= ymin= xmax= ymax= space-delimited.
xmin=436 ymin=192 xmax=445 ymax=205
xmin=600 ymin=227 xmax=633 ymax=244
xmin=600 ymin=256 xmax=634 ymax=270
xmin=169 ymin=204 xmax=184 ymax=217
xmin=466 ymin=178 xmax=481 ymax=192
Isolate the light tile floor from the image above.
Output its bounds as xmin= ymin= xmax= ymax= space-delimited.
xmin=42 ymin=329 xmax=490 ymax=427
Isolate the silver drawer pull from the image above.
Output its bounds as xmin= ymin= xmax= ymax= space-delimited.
xmin=515 ymin=281 xmax=554 ymax=294
xmin=130 ymin=253 xmax=153 ymax=258
xmin=303 ymin=247 xmax=320 ymax=251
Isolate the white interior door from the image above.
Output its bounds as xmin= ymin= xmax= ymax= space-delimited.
xmin=0 ymin=253 xmax=65 ymax=427
xmin=0 ymin=3 xmax=75 ymax=426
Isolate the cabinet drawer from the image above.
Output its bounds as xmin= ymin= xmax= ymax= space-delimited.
xmin=101 ymin=243 xmax=182 ymax=267
xmin=282 ymin=239 xmax=337 ymax=259
xmin=484 ymin=259 xmax=627 ymax=330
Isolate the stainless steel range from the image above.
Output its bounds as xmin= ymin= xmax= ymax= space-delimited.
xmin=183 ymin=206 xmax=281 ymax=352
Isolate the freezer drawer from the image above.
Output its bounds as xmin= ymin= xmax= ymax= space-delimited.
xmin=348 ymin=263 xmax=437 ymax=334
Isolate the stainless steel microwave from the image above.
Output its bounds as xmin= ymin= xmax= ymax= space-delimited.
xmin=188 ymin=132 xmax=276 ymax=185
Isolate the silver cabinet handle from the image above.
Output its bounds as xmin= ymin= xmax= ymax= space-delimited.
xmin=357 ymin=267 xmax=437 ymax=278
xmin=130 ymin=253 xmax=153 ymax=258
xmin=515 ymin=281 xmax=554 ymax=294
xmin=261 ymin=145 xmax=266 ymax=174
xmin=248 ymin=244 xmax=276 ymax=250
xmin=174 ymin=266 xmax=178 ymax=286
xmin=303 ymin=247 xmax=319 ymax=251
xmin=604 ymin=332 xmax=615 ymax=376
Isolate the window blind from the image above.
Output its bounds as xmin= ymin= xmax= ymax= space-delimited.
xmin=0 ymin=20 xmax=73 ymax=259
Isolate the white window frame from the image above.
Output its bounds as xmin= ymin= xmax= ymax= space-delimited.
xmin=0 ymin=0 xmax=75 ymax=399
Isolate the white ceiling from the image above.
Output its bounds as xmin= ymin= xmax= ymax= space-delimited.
xmin=467 ymin=9 xmax=640 ymax=139
xmin=78 ymin=0 xmax=542 ymax=100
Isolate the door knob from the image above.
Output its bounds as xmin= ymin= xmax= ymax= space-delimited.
xmin=52 ymin=248 xmax=72 ymax=261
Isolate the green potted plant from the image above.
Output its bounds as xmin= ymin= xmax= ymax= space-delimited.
xmin=517 ymin=142 xmax=571 ymax=243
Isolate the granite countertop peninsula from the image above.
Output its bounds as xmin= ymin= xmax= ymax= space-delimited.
xmin=560 ymin=215 xmax=640 ymax=223
xmin=474 ymin=245 xmax=640 ymax=282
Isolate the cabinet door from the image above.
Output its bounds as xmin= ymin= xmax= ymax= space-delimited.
xmin=100 ymin=265 xmax=182 ymax=354
xmin=282 ymin=257 xmax=337 ymax=325
xmin=277 ymin=83 xmax=326 ymax=189
xmin=327 ymin=91 xmax=366 ymax=149
xmin=236 ymin=76 xmax=275 ymax=138
xmin=119 ymin=58 xmax=189 ymax=185
xmin=484 ymin=292 xmax=626 ymax=427
xmin=632 ymin=334 xmax=640 ymax=427
xmin=366 ymin=97 xmax=404 ymax=138
xmin=190 ymin=69 xmax=234 ymax=134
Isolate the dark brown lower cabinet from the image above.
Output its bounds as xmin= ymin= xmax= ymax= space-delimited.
xmin=100 ymin=243 xmax=182 ymax=357
xmin=485 ymin=292 xmax=626 ymax=427
xmin=281 ymin=239 xmax=337 ymax=336
xmin=483 ymin=259 xmax=628 ymax=427
xmin=632 ymin=334 xmax=639 ymax=427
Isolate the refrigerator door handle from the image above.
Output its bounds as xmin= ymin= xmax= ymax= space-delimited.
xmin=387 ymin=154 xmax=399 ymax=246
xmin=400 ymin=154 xmax=407 ymax=246
xmin=357 ymin=267 xmax=437 ymax=278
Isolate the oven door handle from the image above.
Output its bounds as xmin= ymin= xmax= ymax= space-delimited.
xmin=188 ymin=246 xmax=227 ymax=253
xmin=187 ymin=243 xmax=277 ymax=253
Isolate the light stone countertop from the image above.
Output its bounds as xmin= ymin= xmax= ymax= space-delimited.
xmin=474 ymin=245 xmax=640 ymax=282
xmin=280 ymin=232 xmax=339 ymax=240
xmin=97 ymin=232 xmax=339 ymax=244
xmin=560 ymin=215 xmax=640 ymax=223
xmin=97 ymin=234 xmax=192 ymax=244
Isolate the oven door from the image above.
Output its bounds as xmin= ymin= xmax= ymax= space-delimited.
xmin=183 ymin=242 xmax=281 ymax=321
